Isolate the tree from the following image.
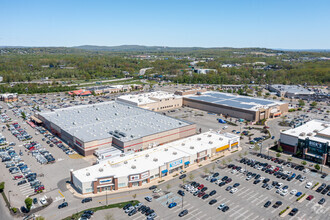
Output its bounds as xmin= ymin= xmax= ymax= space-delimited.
xmin=212 ymin=164 xmax=216 ymax=173
xmin=0 ymin=182 xmax=4 ymax=192
xmin=36 ymin=217 xmax=45 ymax=220
xmin=276 ymin=153 xmax=281 ymax=158
xmin=253 ymin=144 xmax=260 ymax=152
xmin=21 ymin=112 xmax=27 ymax=120
xmin=310 ymin=101 xmax=317 ymax=107
xmin=298 ymin=99 xmax=305 ymax=107
xmin=221 ymin=159 xmax=227 ymax=166
xmin=238 ymin=153 xmax=242 ymax=159
xmin=188 ymin=173 xmax=195 ymax=181
xmin=25 ymin=197 xmax=33 ymax=211
xmin=244 ymin=151 xmax=248 ymax=156
xmin=203 ymin=167 xmax=210 ymax=176
xmin=166 ymin=184 xmax=171 ymax=192
xmin=287 ymin=157 xmax=292 ymax=162
xmin=227 ymin=158 xmax=232 ymax=163
xmin=314 ymin=164 xmax=321 ymax=171
xmin=277 ymin=145 xmax=283 ymax=153
xmin=301 ymin=161 xmax=307 ymax=166
xmin=132 ymin=194 xmax=137 ymax=199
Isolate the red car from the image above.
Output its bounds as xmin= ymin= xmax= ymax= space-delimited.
xmin=306 ymin=195 xmax=314 ymax=201
xmin=14 ymin=175 xmax=23 ymax=180
xmin=198 ymin=192 xmax=206 ymax=198
xmin=274 ymin=167 xmax=280 ymax=172
xmin=197 ymin=184 xmax=204 ymax=190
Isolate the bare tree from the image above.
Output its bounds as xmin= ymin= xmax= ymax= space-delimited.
xmin=104 ymin=213 xmax=115 ymax=220
xmin=188 ymin=173 xmax=195 ymax=181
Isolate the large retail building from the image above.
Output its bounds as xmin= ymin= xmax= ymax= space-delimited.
xmin=37 ymin=101 xmax=196 ymax=156
xmin=117 ymin=91 xmax=182 ymax=111
xmin=183 ymin=91 xmax=288 ymax=122
xmin=280 ymin=120 xmax=330 ymax=165
xmin=71 ymin=131 xmax=239 ymax=194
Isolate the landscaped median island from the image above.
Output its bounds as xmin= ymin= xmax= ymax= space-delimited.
xmin=279 ymin=206 xmax=290 ymax=217
xmin=62 ymin=200 xmax=139 ymax=220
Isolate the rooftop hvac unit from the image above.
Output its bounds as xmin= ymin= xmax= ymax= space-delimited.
xmin=124 ymin=161 xmax=128 ymax=164
xmin=299 ymin=132 xmax=305 ymax=136
xmin=86 ymin=172 xmax=90 ymax=176
xmin=208 ymin=134 xmax=212 ymax=137
xmin=190 ymin=146 xmax=194 ymax=149
xmin=197 ymin=138 xmax=201 ymax=141
xmin=219 ymin=138 xmax=223 ymax=141
xmin=131 ymin=165 xmax=136 ymax=169
xmin=181 ymin=143 xmax=185 ymax=146
xmin=164 ymin=148 xmax=168 ymax=151
xmin=209 ymin=141 xmax=213 ymax=144
xmin=307 ymin=133 xmax=313 ymax=136
xmin=153 ymin=158 xmax=158 ymax=162
xmin=313 ymin=130 xmax=319 ymax=133
xmin=145 ymin=154 xmax=149 ymax=157
xmin=99 ymin=168 xmax=103 ymax=172
xmin=173 ymin=151 xmax=177 ymax=155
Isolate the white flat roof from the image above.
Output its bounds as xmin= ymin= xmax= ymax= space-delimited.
xmin=118 ymin=91 xmax=181 ymax=105
xmin=282 ymin=120 xmax=330 ymax=143
xmin=73 ymin=131 xmax=239 ymax=183
xmin=39 ymin=101 xmax=191 ymax=142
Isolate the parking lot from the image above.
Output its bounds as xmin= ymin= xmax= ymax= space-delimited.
xmin=110 ymin=150 xmax=330 ymax=220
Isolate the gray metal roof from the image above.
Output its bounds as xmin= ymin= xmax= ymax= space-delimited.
xmin=270 ymin=84 xmax=314 ymax=95
xmin=186 ymin=92 xmax=280 ymax=111
xmin=39 ymin=101 xmax=192 ymax=142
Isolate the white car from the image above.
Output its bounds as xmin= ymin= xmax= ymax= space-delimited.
xmin=218 ymin=203 xmax=226 ymax=210
xmin=153 ymin=188 xmax=162 ymax=193
xmin=240 ymin=169 xmax=245 ymax=173
xmin=246 ymin=176 xmax=252 ymax=181
xmin=230 ymin=188 xmax=238 ymax=194
xmin=40 ymin=198 xmax=47 ymax=205
xmin=281 ymin=189 xmax=288 ymax=196
xmin=300 ymin=176 xmax=306 ymax=182
xmin=216 ymin=180 xmax=222 ymax=184
xmin=303 ymin=169 xmax=310 ymax=173
xmin=290 ymin=189 xmax=297 ymax=195
xmin=125 ymin=206 xmax=134 ymax=213
xmin=231 ymin=170 xmax=237 ymax=174
xmin=276 ymin=189 xmax=282 ymax=194
xmin=257 ymin=166 xmax=263 ymax=170
xmin=306 ymin=182 xmax=313 ymax=189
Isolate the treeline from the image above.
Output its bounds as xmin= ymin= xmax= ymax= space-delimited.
xmin=0 ymin=47 xmax=329 ymax=86
xmin=0 ymin=84 xmax=76 ymax=94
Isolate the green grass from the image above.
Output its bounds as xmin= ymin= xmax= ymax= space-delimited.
xmin=62 ymin=200 xmax=139 ymax=220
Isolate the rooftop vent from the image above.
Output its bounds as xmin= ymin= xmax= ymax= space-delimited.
xmin=145 ymin=154 xmax=149 ymax=158
xmin=181 ymin=143 xmax=185 ymax=146
xmin=99 ymin=168 xmax=103 ymax=172
xmin=86 ymin=172 xmax=90 ymax=176
xmin=153 ymin=158 xmax=158 ymax=162
xmin=124 ymin=161 xmax=128 ymax=164
xmin=173 ymin=151 xmax=177 ymax=155
xmin=131 ymin=165 xmax=136 ymax=169
xmin=197 ymin=138 xmax=202 ymax=141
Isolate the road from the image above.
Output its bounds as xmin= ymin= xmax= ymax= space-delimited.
xmin=66 ymin=77 xmax=133 ymax=87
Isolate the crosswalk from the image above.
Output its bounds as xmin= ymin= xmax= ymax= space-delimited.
xmin=18 ymin=183 xmax=34 ymax=196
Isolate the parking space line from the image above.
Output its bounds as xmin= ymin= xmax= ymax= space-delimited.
xmin=250 ymin=215 xmax=259 ymax=220
xmin=241 ymin=191 xmax=255 ymax=199
xmin=246 ymin=192 xmax=259 ymax=201
xmin=229 ymin=207 xmax=244 ymax=217
xmin=299 ymin=213 xmax=306 ymax=219
xmin=255 ymin=197 xmax=268 ymax=206
xmin=237 ymin=188 xmax=250 ymax=196
xmin=271 ymin=208 xmax=278 ymax=214
xmin=234 ymin=209 xmax=249 ymax=220
xmin=243 ymin=212 xmax=254 ymax=220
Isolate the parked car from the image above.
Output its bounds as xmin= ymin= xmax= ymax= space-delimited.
xmin=264 ymin=201 xmax=271 ymax=208
xmin=168 ymin=202 xmax=177 ymax=208
xmin=289 ymin=208 xmax=299 ymax=216
xmin=179 ymin=209 xmax=188 ymax=217
xmin=82 ymin=197 xmax=92 ymax=203
xmin=145 ymin=196 xmax=152 ymax=202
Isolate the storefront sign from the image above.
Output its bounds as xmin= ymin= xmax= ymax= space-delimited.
xmin=309 ymin=141 xmax=323 ymax=149
xmin=169 ymin=159 xmax=183 ymax=168
xmin=129 ymin=175 xmax=140 ymax=181
xmin=99 ymin=178 xmax=112 ymax=184
xmin=75 ymin=140 xmax=83 ymax=147
xmin=141 ymin=171 xmax=149 ymax=179
xmin=216 ymin=144 xmax=229 ymax=152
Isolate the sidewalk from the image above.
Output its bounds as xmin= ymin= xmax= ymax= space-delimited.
xmin=66 ymin=146 xmax=242 ymax=198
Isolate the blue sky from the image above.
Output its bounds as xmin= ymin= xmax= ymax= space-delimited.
xmin=1 ymin=0 xmax=329 ymax=49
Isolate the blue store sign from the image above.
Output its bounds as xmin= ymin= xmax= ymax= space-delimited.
xmin=169 ymin=159 xmax=183 ymax=168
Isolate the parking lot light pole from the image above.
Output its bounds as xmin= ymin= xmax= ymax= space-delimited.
xmin=181 ymin=195 xmax=184 ymax=209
